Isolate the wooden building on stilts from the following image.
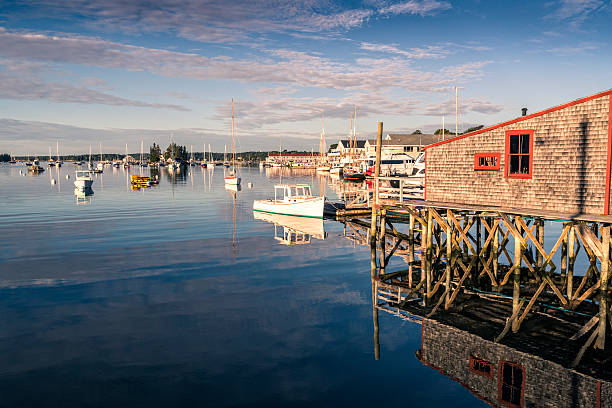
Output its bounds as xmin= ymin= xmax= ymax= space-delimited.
xmin=338 ymin=90 xmax=612 ymax=401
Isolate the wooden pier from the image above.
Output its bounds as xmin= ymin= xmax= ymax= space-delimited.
xmin=339 ymin=119 xmax=612 ymax=375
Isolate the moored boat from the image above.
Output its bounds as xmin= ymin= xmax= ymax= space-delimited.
xmin=74 ymin=170 xmax=94 ymax=190
xmin=253 ymin=184 xmax=324 ymax=219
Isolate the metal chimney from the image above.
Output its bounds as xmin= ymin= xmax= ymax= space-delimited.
xmin=521 ymin=108 xmax=528 ymax=117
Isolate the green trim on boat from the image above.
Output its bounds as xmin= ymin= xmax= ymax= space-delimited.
xmin=253 ymin=208 xmax=323 ymax=219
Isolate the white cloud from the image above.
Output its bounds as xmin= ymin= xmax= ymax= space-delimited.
xmin=0 ymin=29 xmax=492 ymax=94
xmin=545 ymin=0 xmax=607 ymax=26
xmin=378 ymin=0 xmax=451 ymax=16
xmin=360 ymin=42 xmax=449 ymax=59
xmin=424 ymin=97 xmax=503 ymax=116
xmin=0 ymin=70 xmax=189 ymax=111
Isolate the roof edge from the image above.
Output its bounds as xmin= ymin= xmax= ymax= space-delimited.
xmin=425 ymin=88 xmax=612 ymax=150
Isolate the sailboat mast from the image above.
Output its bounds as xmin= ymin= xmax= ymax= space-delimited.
xmin=231 ymin=98 xmax=236 ymax=170
xmin=99 ymin=142 xmax=102 ymax=162
xmin=56 ymin=140 xmax=59 ymax=162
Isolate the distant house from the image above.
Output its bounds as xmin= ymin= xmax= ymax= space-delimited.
xmin=333 ymin=139 xmax=367 ymax=157
xmin=365 ymin=133 xmax=440 ymax=158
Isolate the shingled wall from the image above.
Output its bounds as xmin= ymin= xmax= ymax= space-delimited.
xmin=425 ymin=92 xmax=611 ymax=215
xmin=421 ymin=319 xmax=611 ymax=408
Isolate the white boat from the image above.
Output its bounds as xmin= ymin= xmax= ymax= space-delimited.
xmin=316 ymin=165 xmax=331 ymax=172
xmin=253 ymin=211 xmax=325 ymax=245
xmin=224 ymin=99 xmax=241 ymax=186
xmin=74 ymin=170 xmax=94 ymax=190
xmin=330 ymin=165 xmax=343 ymax=175
xmin=253 ymin=184 xmax=324 ymax=219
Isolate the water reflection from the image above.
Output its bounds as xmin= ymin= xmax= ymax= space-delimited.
xmin=253 ymin=212 xmax=326 ymax=245
xmin=371 ymin=272 xmax=612 ymax=407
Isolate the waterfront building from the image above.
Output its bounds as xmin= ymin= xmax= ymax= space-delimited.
xmin=365 ymin=133 xmax=439 ymax=159
xmin=424 ymin=89 xmax=612 ymax=216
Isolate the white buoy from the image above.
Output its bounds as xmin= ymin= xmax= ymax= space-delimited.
xmin=66 ymin=174 xmax=70 ymax=179
xmin=247 ymin=182 xmax=253 ymax=189
xmin=19 ymin=170 xmax=23 ymax=175
xmin=51 ymin=178 xmax=56 ymax=185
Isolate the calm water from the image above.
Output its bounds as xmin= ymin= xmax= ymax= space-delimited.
xmin=0 ymin=163 xmax=486 ymax=407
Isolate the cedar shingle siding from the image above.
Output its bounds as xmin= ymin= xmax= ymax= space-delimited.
xmin=425 ymin=92 xmax=611 ymax=216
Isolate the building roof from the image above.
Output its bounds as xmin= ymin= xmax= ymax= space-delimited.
xmin=337 ymin=139 xmax=367 ymax=148
xmin=425 ymin=88 xmax=612 ymax=150
xmin=268 ymin=152 xmax=314 ymax=157
xmin=367 ymin=134 xmax=440 ymax=147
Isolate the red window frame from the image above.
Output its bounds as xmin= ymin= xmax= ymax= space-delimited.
xmin=469 ymin=356 xmax=494 ymax=378
xmin=498 ymin=361 xmax=525 ymax=408
xmin=474 ymin=153 xmax=501 ymax=170
xmin=505 ymin=130 xmax=533 ymax=179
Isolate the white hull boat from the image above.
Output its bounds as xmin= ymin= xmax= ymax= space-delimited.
xmin=330 ymin=165 xmax=343 ymax=175
xmin=253 ymin=184 xmax=324 ymax=219
xmin=316 ymin=165 xmax=331 ymax=172
xmin=74 ymin=170 xmax=94 ymax=190
xmin=224 ymin=175 xmax=241 ymax=185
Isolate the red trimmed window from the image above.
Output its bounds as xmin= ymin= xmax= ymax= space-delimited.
xmin=505 ymin=130 xmax=533 ymax=179
xmin=498 ymin=361 xmax=524 ymax=407
xmin=469 ymin=356 xmax=494 ymax=378
xmin=474 ymin=153 xmax=500 ymax=170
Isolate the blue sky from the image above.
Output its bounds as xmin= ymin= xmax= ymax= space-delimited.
xmin=0 ymin=0 xmax=611 ymax=155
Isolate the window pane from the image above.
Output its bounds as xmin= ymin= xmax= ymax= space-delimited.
xmin=513 ymin=366 xmax=523 ymax=387
xmin=520 ymin=134 xmax=530 ymax=154
xmin=501 ymin=384 xmax=512 ymax=402
xmin=520 ymin=156 xmax=530 ymax=174
xmin=509 ymin=155 xmax=520 ymax=174
xmin=509 ymin=135 xmax=520 ymax=154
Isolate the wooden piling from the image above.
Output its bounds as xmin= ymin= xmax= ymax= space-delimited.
xmin=536 ymin=219 xmax=544 ymax=269
xmin=445 ymin=209 xmax=452 ymax=308
xmin=409 ymin=213 xmax=414 ymax=288
xmin=597 ymin=225 xmax=610 ymax=349
xmin=370 ymin=122 xmax=383 ymax=245
xmin=379 ymin=209 xmax=387 ymax=273
xmin=426 ymin=208 xmax=433 ymax=299
xmin=567 ymin=225 xmax=576 ymax=300
xmin=561 ymin=222 xmax=568 ymax=279
xmin=512 ymin=217 xmax=522 ymax=333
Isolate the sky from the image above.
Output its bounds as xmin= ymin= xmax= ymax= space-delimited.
xmin=0 ymin=0 xmax=611 ymax=155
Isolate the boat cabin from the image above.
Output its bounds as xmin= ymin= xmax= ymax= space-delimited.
xmin=424 ymin=89 xmax=612 ymax=216
xmin=275 ymin=184 xmax=313 ymax=201
xmin=75 ymin=170 xmax=91 ymax=179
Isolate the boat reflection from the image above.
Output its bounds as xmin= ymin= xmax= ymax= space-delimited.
xmin=253 ymin=212 xmax=326 ymax=245
xmin=74 ymin=186 xmax=94 ymax=205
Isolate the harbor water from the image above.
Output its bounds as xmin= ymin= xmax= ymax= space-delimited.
xmin=0 ymin=163 xmax=487 ymax=407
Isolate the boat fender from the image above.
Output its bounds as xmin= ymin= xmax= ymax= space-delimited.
xmin=247 ymin=182 xmax=253 ymax=188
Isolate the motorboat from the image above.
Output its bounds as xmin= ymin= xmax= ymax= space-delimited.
xmin=28 ymin=159 xmax=45 ymax=173
xmin=74 ymin=170 xmax=94 ymax=190
xmin=253 ymin=184 xmax=324 ymax=219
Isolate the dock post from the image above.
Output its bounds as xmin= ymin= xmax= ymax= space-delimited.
xmin=379 ymin=209 xmax=387 ymax=273
xmin=567 ymin=225 xmax=576 ymax=302
xmin=370 ymin=122 xmax=383 ymax=246
xmin=561 ymin=222 xmax=568 ymax=282
xmin=399 ymin=179 xmax=403 ymax=203
xmin=475 ymin=215 xmax=482 ymax=283
xmin=597 ymin=225 xmax=610 ymax=349
xmin=426 ymin=208 xmax=433 ymax=299
xmin=409 ymin=213 xmax=415 ymax=288
xmin=536 ymin=219 xmax=545 ymax=270
xmin=512 ymin=218 xmax=522 ymax=333
xmin=445 ymin=209 xmax=452 ymax=308
xmin=493 ymin=221 xmax=499 ymax=286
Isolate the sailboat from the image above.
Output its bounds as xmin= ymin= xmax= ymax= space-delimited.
xmin=343 ymin=106 xmax=365 ymax=181
xmin=224 ymin=99 xmax=241 ymax=185
xmin=207 ymin=144 xmax=214 ymax=168
xmin=140 ymin=140 xmax=148 ymax=167
xmin=48 ymin=147 xmax=56 ymax=166
xmin=168 ymin=133 xmax=179 ymax=171
xmin=56 ymin=141 xmax=63 ymax=167
xmin=316 ymin=113 xmax=330 ymax=172
xmin=96 ymin=143 xmax=104 ymax=172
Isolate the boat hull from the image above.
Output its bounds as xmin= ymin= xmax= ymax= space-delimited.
xmin=253 ymin=197 xmax=324 ymax=219
xmin=225 ymin=176 xmax=241 ymax=185
xmin=74 ymin=179 xmax=93 ymax=189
